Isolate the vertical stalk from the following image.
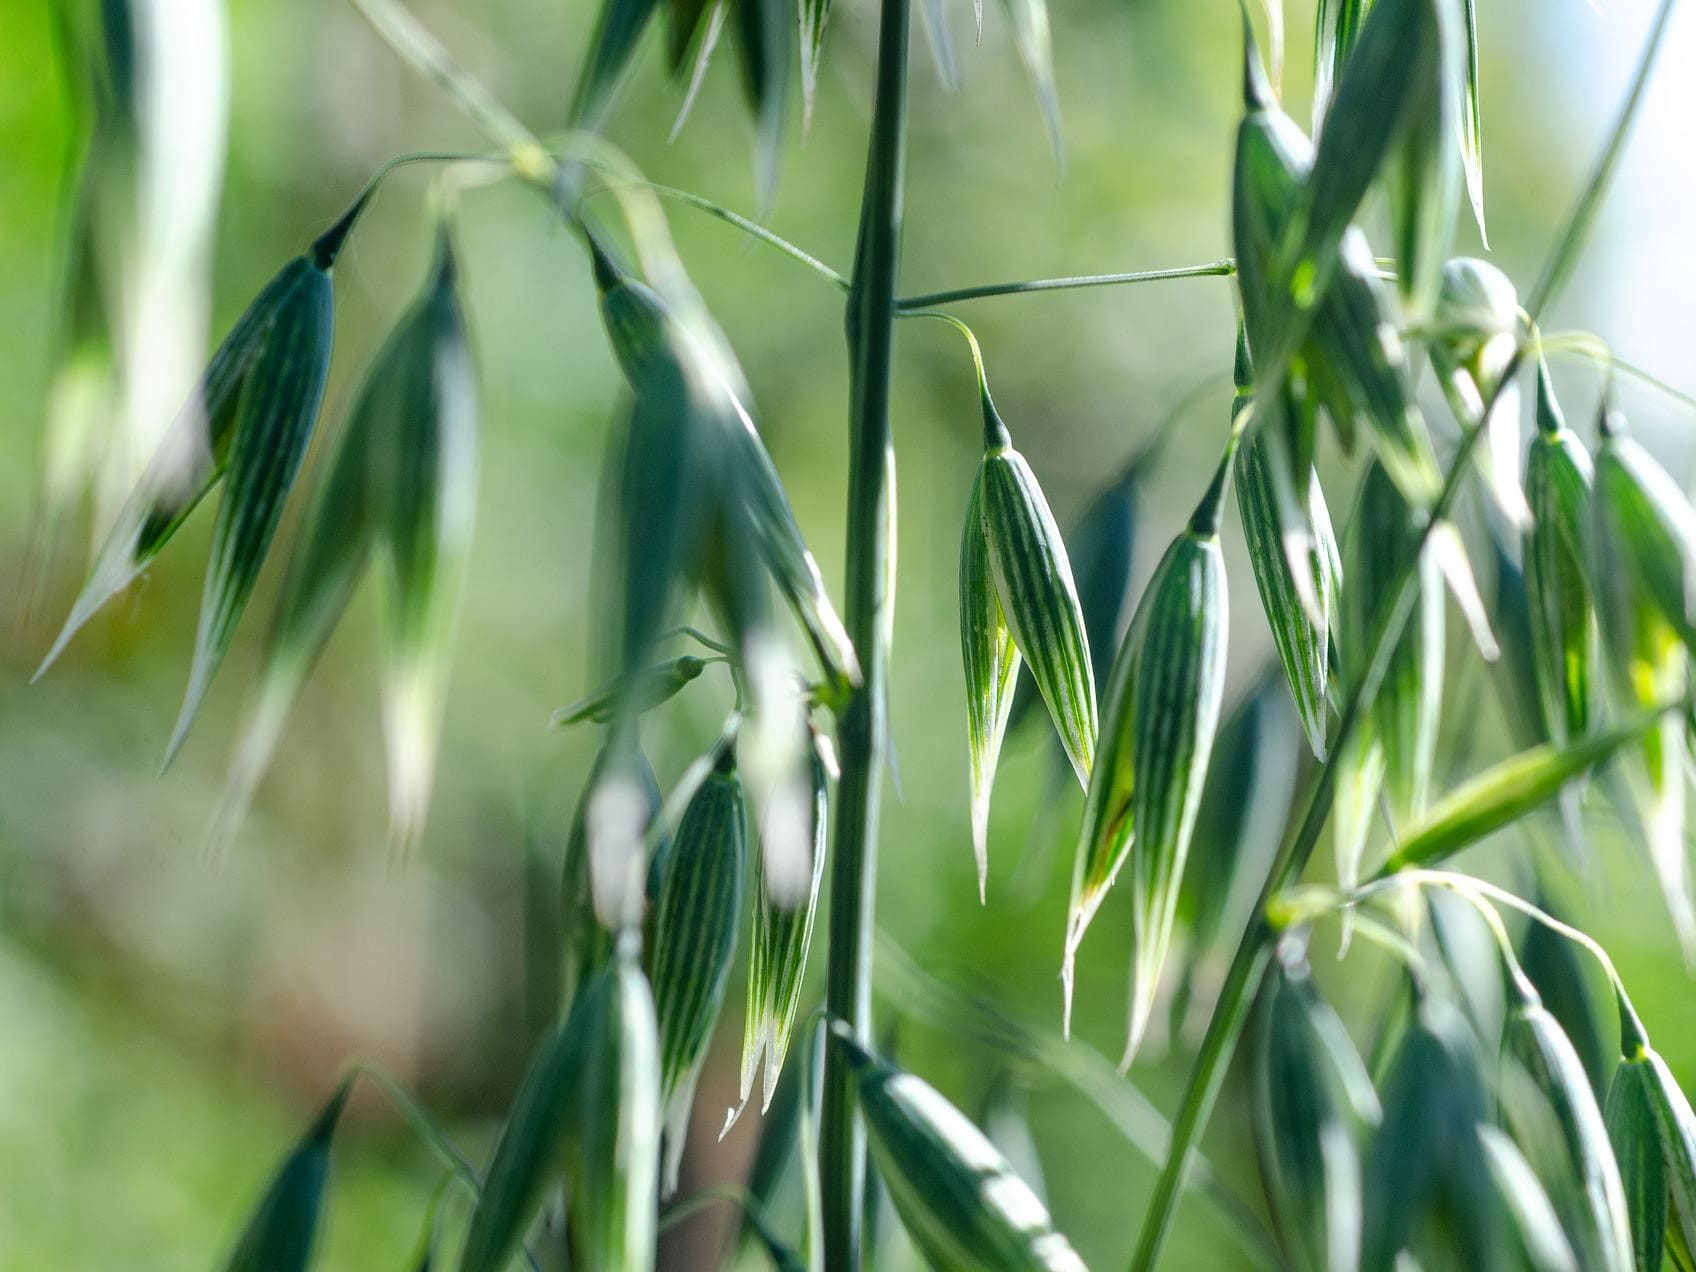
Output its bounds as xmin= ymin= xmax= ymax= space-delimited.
xmin=820 ymin=0 xmax=910 ymax=1262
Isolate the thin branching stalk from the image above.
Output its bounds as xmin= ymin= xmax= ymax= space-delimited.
xmin=895 ymin=260 xmax=1237 ymax=309
xmin=819 ymin=0 xmax=911 ymax=1261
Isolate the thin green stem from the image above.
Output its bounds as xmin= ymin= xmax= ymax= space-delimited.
xmin=1539 ymin=331 xmax=1696 ymax=416
xmin=350 ymin=1062 xmax=482 ymax=1194
xmin=895 ymin=259 xmax=1236 ymax=310
xmin=585 ymin=180 xmax=850 ymax=291
xmin=819 ymin=0 xmax=910 ymax=1260
xmin=1525 ymin=0 xmax=1679 ymax=320
xmin=905 ymin=310 xmax=1003 ymax=446
xmin=347 ymin=0 xmax=555 ymax=179
xmin=1374 ymin=870 xmax=1649 ymax=1053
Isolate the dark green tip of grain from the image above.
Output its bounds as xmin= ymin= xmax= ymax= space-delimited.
xmin=1534 ymin=353 xmax=1564 ymax=437
xmin=431 ymin=223 xmax=458 ymax=287
xmin=1190 ymin=440 xmax=1237 ymax=536
xmin=311 ymin=193 xmax=372 ymax=270
xmin=1233 ymin=323 xmax=1252 ymax=393
xmin=1618 ymin=990 xmax=1650 ymax=1059
xmin=982 ymin=395 xmax=1011 ymax=451
xmin=1240 ymin=8 xmax=1272 ymax=112
xmin=307 ymin=1075 xmax=357 ymax=1147
xmin=584 ymin=226 xmax=627 ymax=295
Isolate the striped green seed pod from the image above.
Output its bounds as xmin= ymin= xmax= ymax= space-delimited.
xmin=832 ymin=1025 xmax=1087 ymax=1271
xmin=368 ymin=231 xmax=479 ymax=855
xmin=563 ymin=940 xmax=662 ymax=1272
xmin=977 ymin=416 xmax=1098 ymax=790
xmin=1433 ymin=258 xmax=1528 ymax=528
xmin=1065 ymin=448 xmax=1229 ymax=1058
xmin=1361 ymin=994 xmax=1510 ymax=1268
xmin=1591 ymin=407 xmax=1696 ymax=952
xmin=221 ymin=1078 xmax=352 ymax=1272
xmin=1237 ymin=411 xmax=1340 ymax=760
xmin=740 ymin=731 xmax=828 ymax=1114
xmin=1641 ymin=1045 xmax=1696 ymax=1262
xmin=37 ymin=210 xmax=360 ymax=765
xmin=1254 ymin=945 xmax=1381 ymax=1272
xmin=960 ymin=465 xmax=1024 ymax=899
xmin=649 ymin=753 xmax=747 ymax=1193
xmin=592 ymin=236 xmax=856 ymax=692
xmin=1502 ymin=1001 xmax=1634 ymax=1271
xmin=208 ymin=226 xmax=475 ymax=856
xmin=1524 ymin=358 xmax=1598 ymax=746
xmin=1594 ymin=407 xmax=1696 ymax=657
xmin=1343 ymin=461 xmax=1443 ymax=836
xmin=1232 ymin=27 xmax=1441 ymax=509
xmin=1606 ymin=1052 xmax=1670 ymax=1270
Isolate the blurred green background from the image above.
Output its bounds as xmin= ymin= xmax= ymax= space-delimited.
xmin=3 ymin=0 xmax=1695 ymax=1266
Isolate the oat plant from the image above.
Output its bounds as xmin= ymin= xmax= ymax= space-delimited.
xmin=32 ymin=0 xmax=1696 ymax=1267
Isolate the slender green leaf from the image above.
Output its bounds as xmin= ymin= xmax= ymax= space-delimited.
xmin=222 ymin=1079 xmax=352 ymax=1272
xmin=1380 ymin=709 xmax=1668 ymax=875
xmin=833 ymin=1025 xmax=1087 ymax=1271
xmin=570 ymin=0 xmax=663 ymax=129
